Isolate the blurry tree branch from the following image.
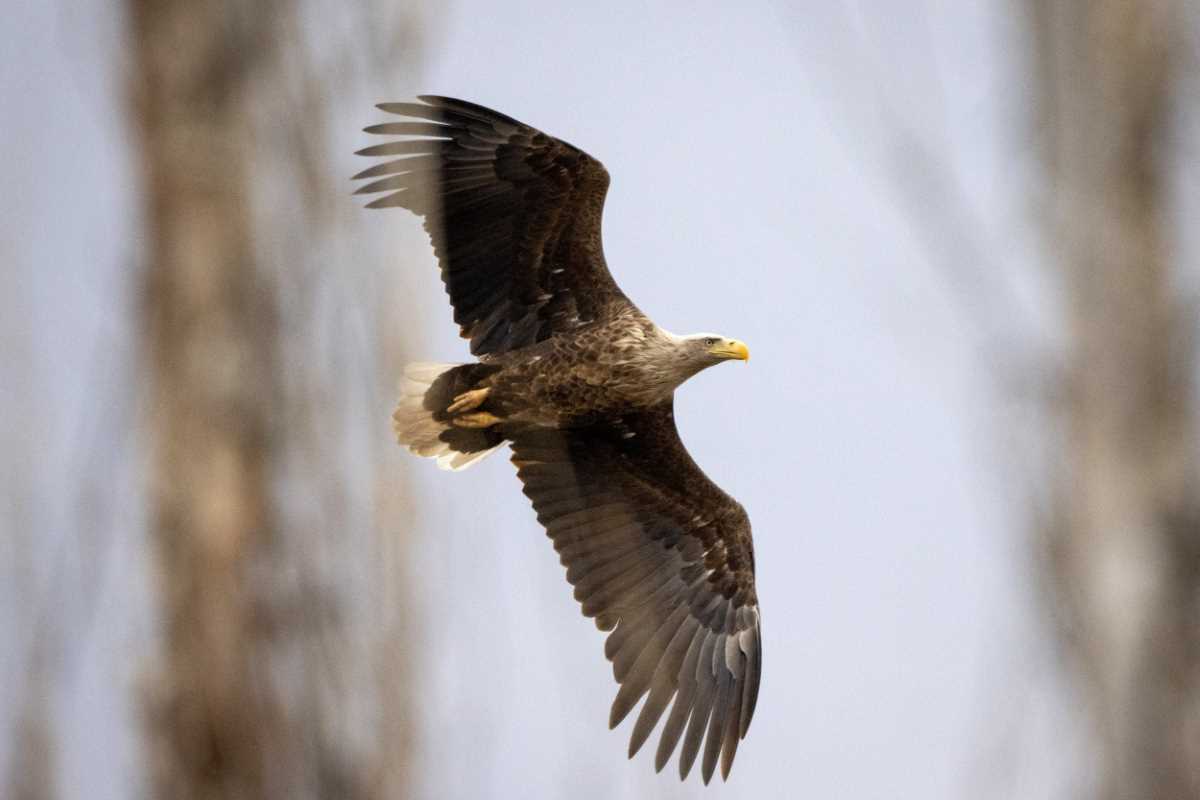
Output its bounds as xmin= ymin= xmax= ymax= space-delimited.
xmin=1024 ymin=1 xmax=1200 ymax=797
xmin=128 ymin=1 xmax=421 ymax=798
xmin=131 ymin=2 xmax=295 ymax=796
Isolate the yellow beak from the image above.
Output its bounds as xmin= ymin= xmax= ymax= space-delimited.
xmin=710 ymin=339 xmax=750 ymax=361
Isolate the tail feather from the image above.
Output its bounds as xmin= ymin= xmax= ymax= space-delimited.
xmin=393 ymin=362 xmax=505 ymax=471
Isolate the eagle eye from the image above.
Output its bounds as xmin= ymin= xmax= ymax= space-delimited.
xmin=704 ymin=337 xmax=718 ymax=346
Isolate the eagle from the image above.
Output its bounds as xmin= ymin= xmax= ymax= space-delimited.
xmin=354 ymin=96 xmax=761 ymax=784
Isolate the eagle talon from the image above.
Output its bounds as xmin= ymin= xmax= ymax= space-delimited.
xmin=451 ymin=411 xmax=501 ymax=428
xmin=447 ymin=387 xmax=490 ymax=414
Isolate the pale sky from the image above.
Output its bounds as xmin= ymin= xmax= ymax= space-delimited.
xmin=4 ymin=1 xmax=1081 ymax=798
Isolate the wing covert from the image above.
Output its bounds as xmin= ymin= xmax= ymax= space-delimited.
xmin=355 ymin=96 xmax=628 ymax=356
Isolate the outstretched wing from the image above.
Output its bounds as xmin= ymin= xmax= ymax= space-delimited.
xmin=354 ymin=96 xmax=628 ymax=356
xmin=506 ymin=403 xmax=762 ymax=784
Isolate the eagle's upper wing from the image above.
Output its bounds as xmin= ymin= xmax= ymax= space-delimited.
xmin=354 ymin=96 xmax=626 ymax=356
xmin=506 ymin=403 xmax=761 ymax=784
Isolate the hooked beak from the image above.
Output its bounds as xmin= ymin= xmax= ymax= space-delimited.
xmin=709 ymin=339 xmax=750 ymax=362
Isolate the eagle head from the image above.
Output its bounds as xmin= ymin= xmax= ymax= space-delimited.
xmin=684 ymin=333 xmax=750 ymax=366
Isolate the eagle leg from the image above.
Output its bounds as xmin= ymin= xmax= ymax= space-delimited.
xmin=451 ymin=411 xmax=502 ymax=428
xmin=446 ymin=387 xmax=490 ymax=414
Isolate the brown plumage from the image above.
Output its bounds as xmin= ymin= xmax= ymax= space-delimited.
xmin=355 ymin=96 xmax=761 ymax=783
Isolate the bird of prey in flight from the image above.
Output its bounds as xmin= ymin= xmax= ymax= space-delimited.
xmin=355 ymin=96 xmax=761 ymax=783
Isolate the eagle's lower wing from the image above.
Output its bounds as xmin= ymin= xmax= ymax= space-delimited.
xmin=506 ymin=404 xmax=761 ymax=783
xmin=355 ymin=96 xmax=626 ymax=356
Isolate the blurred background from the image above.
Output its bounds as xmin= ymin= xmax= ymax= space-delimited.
xmin=3 ymin=1 xmax=1199 ymax=798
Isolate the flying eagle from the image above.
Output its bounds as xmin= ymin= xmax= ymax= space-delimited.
xmin=354 ymin=96 xmax=761 ymax=784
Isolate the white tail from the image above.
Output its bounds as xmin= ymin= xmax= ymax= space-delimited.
xmin=392 ymin=362 xmax=504 ymax=471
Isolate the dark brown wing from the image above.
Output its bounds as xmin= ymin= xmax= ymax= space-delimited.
xmin=506 ymin=403 xmax=761 ymax=784
xmin=354 ymin=96 xmax=627 ymax=356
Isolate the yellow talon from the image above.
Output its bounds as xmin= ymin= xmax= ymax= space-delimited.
xmin=447 ymin=387 xmax=490 ymax=414
xmin=451 ymin=411 xmax=501 ymax=428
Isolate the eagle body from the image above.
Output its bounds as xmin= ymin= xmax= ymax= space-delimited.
xmin=356 ymin=96 xmax=762 ymax=784
xmin=463 ymin=312 xmax=714 ymax=426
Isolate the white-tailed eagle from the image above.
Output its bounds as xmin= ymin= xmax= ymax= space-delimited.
xmin=355 ymin=96 xmax=761 ymax=784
